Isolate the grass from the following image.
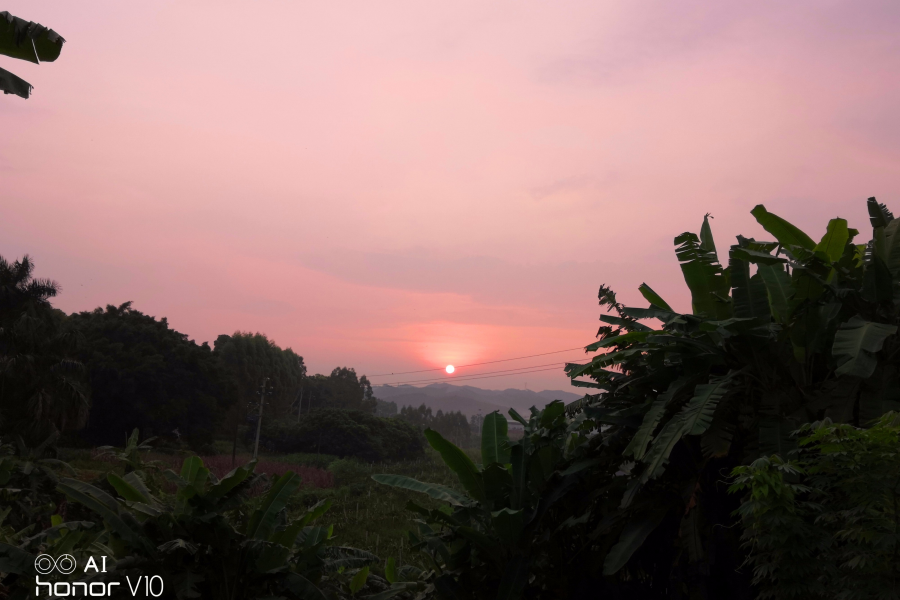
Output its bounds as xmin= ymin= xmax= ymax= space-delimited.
xmin=290 ymin=447 xmax=480 ymax=574
xmin=58 ymin=443 xmax=475 ymax=576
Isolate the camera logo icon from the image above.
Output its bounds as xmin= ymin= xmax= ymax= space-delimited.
xmin=34 ymin=554 xmax=77 ymax=575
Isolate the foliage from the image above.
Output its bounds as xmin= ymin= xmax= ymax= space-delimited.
xmin=731 ymin=412 xmax=900 ymax=600
xmin=0 ymin=432 xmax=74 ymax=536
xmin=214 ymin=331 xmax=307 ymax=418
xmin=69 ymin=302 xmax=237 ymax=449
xmin=372 ymin=198 xmax=900 ymax=598
xmin=376 ymin=399 xmax=398 ymax=417
xmin=0 ymin=451 xmax=377 ymax=599
xmin=374 ymin=407 xmax=619 ymax=599
xmin=0 ymin=254 xmax=90 ymax=444
xmin=257 ymin=410 xmax=424 ymax=463
xmin=398 ymin=405 xmax=472 ymax=448
xmin=95 ymin=428 xmax=160 ymax=475
xmin=556 ymin=198 xmax=900 ymax=595
xmin=0 ymin=11 xmax=65 ymax=99
xmin=304 ymin=368 xmax=378 ymax=414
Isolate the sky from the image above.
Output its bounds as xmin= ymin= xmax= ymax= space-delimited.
xmin=4 ymin=1 xmax=900 ymax=391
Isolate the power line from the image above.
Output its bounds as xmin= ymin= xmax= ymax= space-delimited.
xmin=367 ymin=346 xmax=587 ymax=377
xmin=385 ymin=365 xmax=568 ymax=386
xmin=380 ymin=361 xmax=578 ymax=386
xmin=381 ymin=361 xmax=568 ymax=385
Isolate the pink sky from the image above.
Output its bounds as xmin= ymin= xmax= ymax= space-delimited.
xmin=4 ymin=1 xmax=900 ymax=391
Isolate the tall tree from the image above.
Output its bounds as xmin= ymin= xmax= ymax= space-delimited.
xmin=213 ymin=332 xmax=306 ymax=417
xmin=303 ymin=367 xmax=377 ymax=413
xmin=70 ymin=303 xmax=236 ymax=448
xmin=0 ymin=255 xmax=89 ymax=444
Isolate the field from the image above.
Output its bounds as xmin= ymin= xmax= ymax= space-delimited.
xmin=59 ymin=443 xmax=476 ymax=576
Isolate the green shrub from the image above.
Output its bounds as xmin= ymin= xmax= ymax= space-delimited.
xmin=256 ymin=409 xmax=424 ymax=463
xmin=731 ymin=412 xmax=900 ymax=600
xmin=0 ymin=453 xmax=379 ymax=599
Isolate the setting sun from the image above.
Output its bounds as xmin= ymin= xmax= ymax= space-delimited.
xmin=445 ymin=365 xmax=455 ymax=374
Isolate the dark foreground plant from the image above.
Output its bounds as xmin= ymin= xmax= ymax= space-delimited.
xmin=374 ymin=197 xmax=900 ymax=599
xmin=731 ymin=412 xmax=900 ymax=600
xmin=0 ymin=452 xmax=378 ymax=599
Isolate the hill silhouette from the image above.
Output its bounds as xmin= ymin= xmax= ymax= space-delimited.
xmin=373 ymin=383 xmax=582 ymax=418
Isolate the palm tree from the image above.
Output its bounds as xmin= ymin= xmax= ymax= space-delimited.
xmin=0 ymin=254 xmax=89 ymax=444
xmin=0 ymin=11 xmax=65 ymax=99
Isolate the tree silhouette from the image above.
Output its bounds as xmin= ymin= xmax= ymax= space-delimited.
xmin=0 ymin=254 xmax=89 ymax=444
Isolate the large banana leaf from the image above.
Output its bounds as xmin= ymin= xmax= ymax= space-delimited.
xmin=0 ymin=12 xmax=65 ymax=63
xmin=757 ymin=263 xmax=793 ymax=322
xmin=246 ymin=471 xmax=302 ymax=540
xmin=637 ymin=375 xmax=732 ymax=488
xmin=425 ymin=429 xmax=486 ymax=501
xmin=729 ymin=251 xmax=770 ymax=319
xmin=57 ymin=478 xmax=155 ymax=554
xmin=602 ymin=510 xmax=666 ymax=575
xmin=622 ymin=376 xmax=695 ymax=460
xmin=0 ymin=12 xmax=65 ymax=99
xmin=832 ymin=317 xmax=897 ymax=378
xmin=751 ymin=205 xmax=815 ymax=250
xmin=371 ymin=474 xmax=472 ymax=506
xmin=638 ymin=283 xmax=673 ymax=311
xmin=0 ymin=65 xmax=29 ymax=98
xmin=623 ymin=399 xmax=667 ymax=460
xmin=674 ymin=227 xmax=731 ymax=320
xmin=814 ymin=218 xmax=850 ymax=263
xmin=867 ymin=196 xmax=894 ymax=228
xmin=482 ymin=412 xmax=511 ymax=465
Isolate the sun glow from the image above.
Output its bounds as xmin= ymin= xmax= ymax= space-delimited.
xmin=445 ymin=365 xmax=455 ymax=374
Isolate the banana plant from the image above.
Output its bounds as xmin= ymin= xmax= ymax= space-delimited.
xmin=95 ymin=428 xmax=159 ymax=475
xmin=373 ymin=406 xmax=615 ymax=599
xmin=0 ymin=432 xmax=75 ymax=534
xmin=0 ymin=11 xmax=65 ymax=99
xmin=560 ymin=197 xmax=900 ymax=594
xmin=46 ymin=455 xmax=374 ymax=599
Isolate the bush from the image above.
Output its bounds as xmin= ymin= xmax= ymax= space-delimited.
xmin=255 ymin=409 xmax=424 ymax=462
xmin=731 ymin=412 xmax=900 ymax=600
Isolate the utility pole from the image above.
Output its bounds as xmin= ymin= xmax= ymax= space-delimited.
xmin=252 ymin=377 xmax=274 ymax=460
xmin=295 ymin=387 xmax=304 ymax=423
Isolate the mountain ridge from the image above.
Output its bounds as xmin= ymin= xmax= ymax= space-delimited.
xmin=374 ymin=383 xmax=583 ymax=418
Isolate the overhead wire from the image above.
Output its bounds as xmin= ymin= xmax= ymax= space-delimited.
xmin=367 ymin=346 xmax=588 ymax=377
xmin=380 ymin=361 xmax=570 ymax=385
xmin=385 ymin=365 xmax=569 ymax=386
xmin=378 ymin=352 xmax=600 ymax=385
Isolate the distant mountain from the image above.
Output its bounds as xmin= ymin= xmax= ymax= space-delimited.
xmin=373 ymin=383 xmax=583 ymax=418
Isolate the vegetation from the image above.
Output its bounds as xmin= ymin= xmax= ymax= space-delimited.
xmin=4 ymin=197 xmax=900 ymax=599
xmin=0 ymin=256 xmax=89 ymax=445
xmin=70 ymin=303 xmax=238 ymax=450
xmin=0 ymin=443 xmax=377 ymax=599
xmin=398 ymin=405 xmax=473 ymax=448
xmin=213 ymin=331 xmax=307 ymax=419
xmin=370 ymin=197 xmax=900 ymax=598
xmin=731 ymin=412 xmax=900 ymax=600
xmin=256 ymin=409 xmax=424 ymax=463
xmin=0 ymin=11 xmax=64 ymax=99
xmin=302 ymin=368 xmax=378 ymax=414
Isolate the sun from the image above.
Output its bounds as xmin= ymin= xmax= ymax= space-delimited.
xmin=445 ymin=365 xmax=455 ymax=374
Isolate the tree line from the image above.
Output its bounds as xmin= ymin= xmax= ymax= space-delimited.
xmin=0 ymin=268 xmax=381 ymax=451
